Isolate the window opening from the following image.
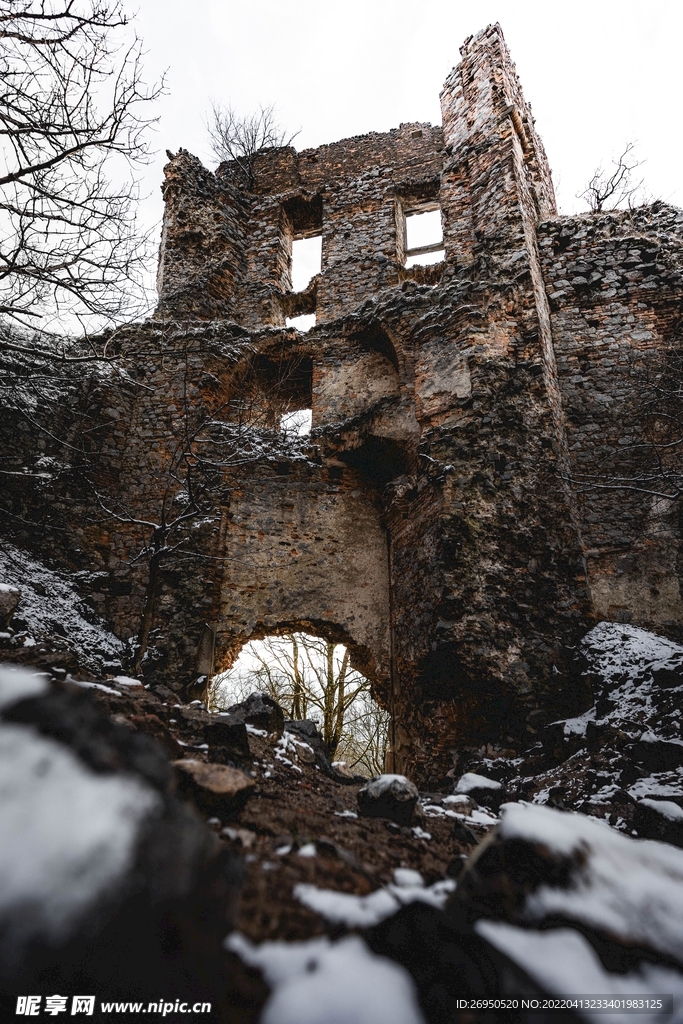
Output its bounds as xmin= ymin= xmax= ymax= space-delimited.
xmin=286 ymin=313 xmax=316 ymax=333
xmin=279 ymin=408 xmax=312 ymax=437
xmin=291 ymin=234 xmax=322 ymax=293
xmin=404 ymin=207 xmax=444 ymax=267
xmin=209 ymin=632 xmax=389 ymax=776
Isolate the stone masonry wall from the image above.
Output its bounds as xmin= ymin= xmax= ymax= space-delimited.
xmin=4 ymin=23 xmax=683 ymax=788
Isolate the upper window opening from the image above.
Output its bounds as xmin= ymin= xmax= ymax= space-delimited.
xmin=291 ymin=235 xmax=322 ymax=293
xmin=280 ymin=408 xmax=312 ymax=436
xmin=404 ymin=207 xmax=444 ymax=268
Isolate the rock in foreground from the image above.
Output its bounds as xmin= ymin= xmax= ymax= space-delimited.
xmin=358 ymin=774 xmax=420 ymax=826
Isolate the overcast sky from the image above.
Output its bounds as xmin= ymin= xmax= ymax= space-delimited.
xmin=133 ymin=0 xmax=681 ymax=248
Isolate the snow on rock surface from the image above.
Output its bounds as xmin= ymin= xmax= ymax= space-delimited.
xmin=357 ymin=774 xmax=420 ymax=826
xmin=0 ymin=719 xmax=159 ymax=952
xmin=456 ymin=772 xmax=503 ymax=793
xmin=227 ymin=932 xmax=426 ymax=1024
xmin=0 ymin=664 xmax=48 ymax=709
xmin=495 ymin=803 xmax=683 ymax=963
xmin=554 ymin=622 xmax=683 ymax=744
xmin=476 ymin=922 xmax=683 ymax=1024
xmin=582 ymin=622 xmax=683 ymax=689
xmin=0 ymin=543 xmax=125 ymax=673
xmin=454 ymin=772 xmax=506 ymax=810
xmin=294 ymin=878 xmax=456 ymax=928
xmin=638 ymin=798 xmax=683 ymax=821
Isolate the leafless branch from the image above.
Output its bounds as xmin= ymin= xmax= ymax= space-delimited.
xmin=0 ymin=0 xmax=164 ymax=333
xmin=577 ymin=142 xmax=648 ymax=213
xmin=206 ymin=102 xmax=299 ymax=188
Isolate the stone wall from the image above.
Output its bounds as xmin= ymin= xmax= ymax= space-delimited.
xmin=4 ymin=23 xmax=683 ymax=788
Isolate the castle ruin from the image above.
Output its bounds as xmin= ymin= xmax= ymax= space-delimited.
xmin=5 ymin=24 xmax=683 ymax=786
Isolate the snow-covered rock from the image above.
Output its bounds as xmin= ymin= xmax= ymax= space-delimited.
xmin=454 ymin=772 xmax=506 ymax=809
xmin=0 ymin=543 xmax=124 ymax=673
xmin=0 ymin=663 xmax=48 ymax=710
xmin=357 ymin=774 xmax=420 ymax=826
xmin=227 ymin=932 xmax=426 ymax=1024
xmin=0 ymin=676 xmax=242 ymax=1004
xmin=448 ymin=802 xmax=683 ymax=998
xmin=227 ymin=691 xmax=285 ymax=737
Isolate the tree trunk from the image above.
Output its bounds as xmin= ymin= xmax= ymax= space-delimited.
xmin=133 ymin=534 xmax=163 ymax=675
xmin=291 ymin=633 xmax=303 ymax=719
xmin=331 ymin=649 xmax=349 ymax=760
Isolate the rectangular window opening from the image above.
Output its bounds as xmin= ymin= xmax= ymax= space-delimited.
xmin=291 ymin=234 xmax=322 ymax=293
xmin=404 ymin=206 xmax=444 ymax=267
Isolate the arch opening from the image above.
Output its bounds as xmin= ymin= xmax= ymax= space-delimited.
xmin=208 ymin=630 xmax=390 ymax=776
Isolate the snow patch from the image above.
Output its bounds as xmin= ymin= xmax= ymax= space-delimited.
xmin=227 ymin=932 xmax=425 ymax=1024
xmin=293 ymin=878 xmax=456 ymax=928
xmin=0 ymin=664 xmax=49 ymax=709
xmin=455 ymin=772 xmax=503 ymax=793
xmin=112 ymin=675 xmax=142 ymax=688
xmin=477 ymin=921 xmax=683 ymax=1024
xmin=638 ymin=798 xmax=683 ymax=821
xmin=499 ymin=803 xmax=683 ymax=963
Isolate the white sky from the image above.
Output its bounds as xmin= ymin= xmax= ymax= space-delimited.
xmin=133 ymin=0 xmax=682 ymax=263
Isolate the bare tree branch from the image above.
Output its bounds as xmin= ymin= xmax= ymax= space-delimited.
xmin=206 ymin=102 xmax=299 ymax=188
xmin=577 ymin=142 xmax=648 ymax=213
xmin=0 ymin=0 xmax=164 ymax=332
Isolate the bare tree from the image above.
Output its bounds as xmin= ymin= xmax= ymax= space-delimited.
xmin=577 ymin=142 xmax=647 ymax=213
xmin=0 ymin=1 xmax=163 ymax=333
xmin=209 ymin=631 xmax=389 ymax=766
xmin=206 ymin=102 xmax=298 ymax=188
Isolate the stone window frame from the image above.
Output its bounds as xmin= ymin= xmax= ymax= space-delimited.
xmin=395 ymin=187 xmax=445 ymax=268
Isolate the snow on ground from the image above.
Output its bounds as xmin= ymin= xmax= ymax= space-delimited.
xmin=0 ymin=718 xmax=159 ymax=957
xmin=498 ymin=803 xmax=683 ymax=963
xmin=476 ymin=922 xmax=683 ymax=1024
xmin=629 ymin=770 xmax=683 ymax=801
xmin=293 ymin=877 xmax=456 ymax=928
xmin=0 ymin=542 xmax=124 ymax=673
xmin=227 ymin=932 xmax=425 ymax=1024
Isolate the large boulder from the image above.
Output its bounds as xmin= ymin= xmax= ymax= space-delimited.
xmin=173 ymin=759 xmax=255 ymax=817
xmin=227 ymin=691 xmax=285 ymax=737
xmin=357 ymin=774 xmax=420 ymax=827
xmin=179 ymin=705 xmax=250 ymax=759
xmin=453 ymin=772 xmax=505 ymax=810
xmin=446 ymin=802 xmax=683 ymax=998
